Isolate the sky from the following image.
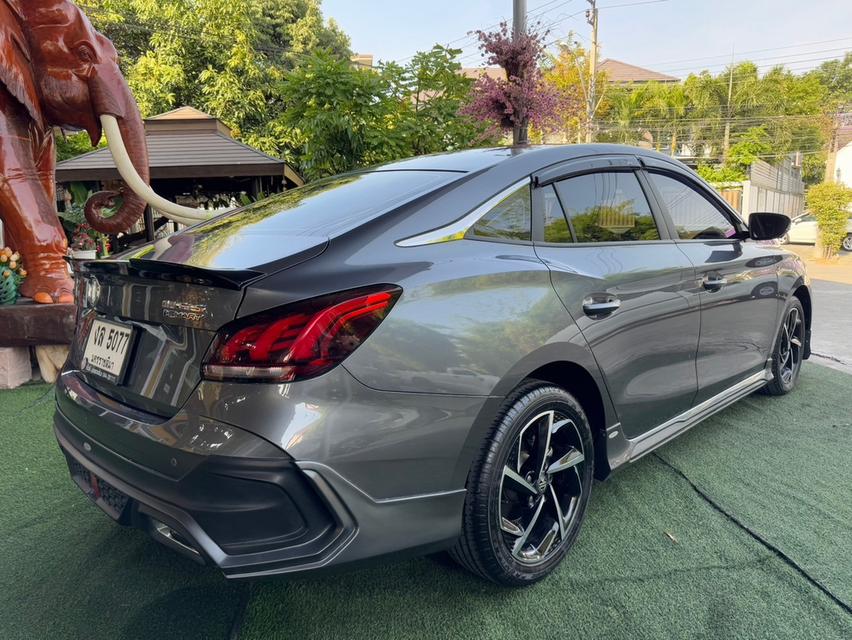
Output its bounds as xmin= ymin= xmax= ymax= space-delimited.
xmin=322 ymin=0 xmax=852 ymax=78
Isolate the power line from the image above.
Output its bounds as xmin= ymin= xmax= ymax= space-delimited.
xmin=631 ymin=35 xmax=852 ymax=69
xmin=646 ymin=48 xmax=852 ymax=76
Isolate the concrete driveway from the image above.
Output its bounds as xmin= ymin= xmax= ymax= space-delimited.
xmin=809 ymin=279 xmax=852 ymax=373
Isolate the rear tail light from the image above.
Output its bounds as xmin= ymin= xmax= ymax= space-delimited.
xmin=202 ymin=285 xmax=401 ymax=382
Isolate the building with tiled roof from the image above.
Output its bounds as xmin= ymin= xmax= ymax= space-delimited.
xmin=598 ymin=59 xmax=679 ymax=85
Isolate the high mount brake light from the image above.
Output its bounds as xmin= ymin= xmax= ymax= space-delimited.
xmin=203 ymin=285 xmax=401 ymax=382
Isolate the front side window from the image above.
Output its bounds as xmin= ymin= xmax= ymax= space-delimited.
xmin=470 ymin=184 xmax=531 ymax=241
xmin=648 ymin=173 xmax=737 ymax=240
xmin=553 ymin=172 xmax=660 ymax=243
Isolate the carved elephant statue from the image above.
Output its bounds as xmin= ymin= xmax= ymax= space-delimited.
xmin=0 ymin=0 xmax=150 ymax=303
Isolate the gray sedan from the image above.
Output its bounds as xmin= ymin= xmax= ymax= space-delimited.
xmin=55 ymin=144 xmax=810 ymax=585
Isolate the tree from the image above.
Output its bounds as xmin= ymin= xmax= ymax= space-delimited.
xmin=55 ymin=131 xmax=107 ymax=162
xmin=805 ymin=182 xmax=852 ymax=259
xmin=726 ymin=126 xmax=772 ymax=175
xmin=274 ymin=47 xmax=488 ymax=180
xmin=380 ymin=46 xmax=489 ymax=156
xmin=463 ymin=22 xmax=561 ymax=144
xmin=599 ymin=85 xmax=649 ymax=144
xmin=275 ymin=52 xmax=397 ymax=180
xmin=77 ymin=0 xmax=350 ymax=155
xmin=647 ymin=82 xmax=688 ymax=154
xmin=254 ymin=0 xmax=350 ymax=69
xmin=542 ymin=39 xmax=601 ymax=142
xmin=808 ymin=52 xmax=852 ymax=106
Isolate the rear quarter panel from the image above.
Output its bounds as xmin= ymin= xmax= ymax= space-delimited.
xmin=338 ymin=239 xmax=592 ymax=396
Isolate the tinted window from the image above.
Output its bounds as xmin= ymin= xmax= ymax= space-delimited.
xmin=187 ymin=170 xmax=458 ymax=237
xmin=554 ymin=172 xmax=660 ymax=242
xmin=470 ymin=185 xmax=531 ymax=241
xmin=648 ymin=173 xmax=736 ymax=240
xmin=542 ymin=185 xmax=573 ymax=243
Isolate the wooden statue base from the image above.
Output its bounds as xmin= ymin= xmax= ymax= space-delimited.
xmin=0 ymin=299 xmax=75 ymax=347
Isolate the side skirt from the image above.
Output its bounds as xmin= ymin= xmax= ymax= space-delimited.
xmin=605 ymin=366 xmax=773 ymax=469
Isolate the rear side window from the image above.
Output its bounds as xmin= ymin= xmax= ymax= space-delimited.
xmin=542 ymin=185 xmax=573 ymax=243
xmin=647 ymin=173 xmax=737 ymax=240
xmin=554 ymin=172 xmax=660 ymax=242
xmin=470 ymin=185 xmax=531 ymax=241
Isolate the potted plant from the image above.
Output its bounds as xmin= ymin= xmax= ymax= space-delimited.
xmin=0 ymin=247 xmax=27 ymax=305
xmin=70 ymin=223 xmax=98 ymax=260
xmin=61 ymin=183 xmax=111 ymax=259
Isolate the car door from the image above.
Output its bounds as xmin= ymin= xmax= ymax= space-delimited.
xmin=787 ymin=214 xmax=817 ymax=244
xmin=642 ymin=165 xmax=783 ymax=403
xmin=531 ymin=156 xmax=701 ymax=439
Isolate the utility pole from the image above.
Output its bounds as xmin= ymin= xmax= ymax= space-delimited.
xmin=722 ymin=45 xmax=735 ymax=161
xmin=513 ymin=0 xmax=528 ymax=145
xmin=585 ymin=0 xmax=599 ymax=143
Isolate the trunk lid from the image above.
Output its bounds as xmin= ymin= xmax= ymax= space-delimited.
xmin=67 ymin=168 xmax=458 ymax=415
xmin=69 ymin=234 xmax=327 ymax=416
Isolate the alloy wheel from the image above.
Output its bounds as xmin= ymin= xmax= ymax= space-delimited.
xmin=779 ymin=306 xmax=804 ymax=385
xmin=842 ymin=236 xmax=852 ymax=252
xmin=498 ymin=409 xmax=586 ymax=566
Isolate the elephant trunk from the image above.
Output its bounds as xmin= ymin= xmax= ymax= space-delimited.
xmin=84 ymin=68 xmax=150 ymax=235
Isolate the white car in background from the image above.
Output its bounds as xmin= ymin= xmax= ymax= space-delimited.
xmin=784 ymin=212 xmax=852 ymax=252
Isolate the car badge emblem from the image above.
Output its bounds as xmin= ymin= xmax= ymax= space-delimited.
xmin=85 ymin=277 xmax=101 ymax=308
xmin=162 ymin=300 xmax=208 ymax=322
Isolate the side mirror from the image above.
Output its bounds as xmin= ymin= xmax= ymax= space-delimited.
xmin=749 ymin=212 xmax=791 ymax=241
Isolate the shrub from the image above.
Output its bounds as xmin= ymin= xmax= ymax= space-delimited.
xmin=805 ymin=182 xmax=852 ymax=258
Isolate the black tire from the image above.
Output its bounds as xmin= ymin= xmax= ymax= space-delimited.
xmin=451 ymin=381 xmax=594 ymax=586
xmin=842 ymin=235 xmax=852 ymax=252
xmin=761 ymin=297 xmax=805 ymax=396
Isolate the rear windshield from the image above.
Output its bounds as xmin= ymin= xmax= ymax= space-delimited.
xmin=188 ymin=170 xmax=459 ymax=238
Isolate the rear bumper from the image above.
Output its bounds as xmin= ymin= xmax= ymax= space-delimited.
xmin=55 ymin=411 xmax=356 ymax=577
xmin=53 ymin=370 xmax=470 ymax=579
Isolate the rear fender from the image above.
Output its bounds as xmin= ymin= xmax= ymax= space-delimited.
xmin=449 ymin=340 xmax=618 ymax=488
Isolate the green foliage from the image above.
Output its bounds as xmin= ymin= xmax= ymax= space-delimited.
xmin=380 ymin=46 xmax=488 ymax=156
xmin=696 ymin=163 xmax=746 ymax=184
xmin=805 ymin=182 xmax=852 ymax=258
xmin=0 ymin=271 xmax=22 ymax=305
xmin=55 ymin=131 xmax=106 ymax=162
xmin=695 ymin=128 xmax=771 ymax=184
xmin=807 ymin=52 xmax=852 ymax=106
xmin=58 ymin=183 xmax=92 ymax=233
xmin=801 ymin=153 xmax=826 ymax=186
xmin=275 ymin=52 xmax=399 ymax=179
xmin=77 ymin=2 xmax=488 ymax=180
xmin=276 ymin=48 xmax=490 ymax=180
xmin=79 ymin=0 xmax=350 ymax=154
xmin=544 ymin=40 xmax=607 ymax=142
xmin=586 ymin=60 xmax=833 ymax=173
xmin=727 ymin=127 xmax=772 ymax=174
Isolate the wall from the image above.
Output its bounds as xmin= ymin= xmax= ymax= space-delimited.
xmin=835 ymin=141 xmax=852 ymax=187
xmin=741 ymin=158 xmax=804 ymax=221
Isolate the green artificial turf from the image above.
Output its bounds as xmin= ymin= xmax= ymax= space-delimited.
xmin=656 ymin=362 xmax=852 ymax=604
xmin=0 ymin=384 xmax=246 ymax=640
xmin=1 ymin=364 xmax=850 ymax=639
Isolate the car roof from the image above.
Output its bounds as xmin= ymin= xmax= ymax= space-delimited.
xmin=367 ymin=144 xmax=690 ymax=176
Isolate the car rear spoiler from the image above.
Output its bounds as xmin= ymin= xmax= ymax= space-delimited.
xmin=72 ymin=258 xmax=264 ymax=290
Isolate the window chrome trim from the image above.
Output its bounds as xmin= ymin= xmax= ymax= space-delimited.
xmin=396 ymin=178 xmax=531 ymax=247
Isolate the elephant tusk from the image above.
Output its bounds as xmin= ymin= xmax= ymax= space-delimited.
xmin=100 ymin=114 xmax=212 ymax=226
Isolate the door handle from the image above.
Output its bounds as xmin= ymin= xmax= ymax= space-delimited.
xmin=582 ymin=296 xmax=621 ymax=317
xmin=702 ymin=275 xmax=727 ymax=291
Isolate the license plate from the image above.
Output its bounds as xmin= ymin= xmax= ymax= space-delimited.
xmin=82 ymin=318 xmax=134 ymax=383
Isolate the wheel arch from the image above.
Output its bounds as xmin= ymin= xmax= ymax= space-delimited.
xmin=452 ymin=344 xmax=619 ymax=488
xmin=523 ymin=361 xmax=612 ymax=481
xmin=792 ymin=282 xmax=812 ymax=359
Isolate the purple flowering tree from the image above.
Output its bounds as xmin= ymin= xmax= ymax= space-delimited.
xmin=462 ymin=22 xmax=561 ymax=145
